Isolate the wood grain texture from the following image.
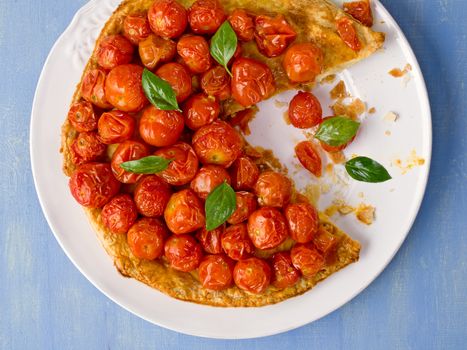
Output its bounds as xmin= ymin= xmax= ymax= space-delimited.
xmin=0 ymin=0 xmax=465 ymax=349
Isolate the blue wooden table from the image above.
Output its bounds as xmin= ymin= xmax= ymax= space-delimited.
xmin=0 ymin=0 xmax=465 ymax=348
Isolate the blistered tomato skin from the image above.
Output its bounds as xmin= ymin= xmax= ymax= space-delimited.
xmin=69 ymin=163 xmax=121 ymax=208
xmin=230 ymin=156 xmax=260 ymax=191
xmin=105 ymin=64 xmax=148 ymax=112
xmin=295 ymin=141 xmax=322 ymax=177
xmin=68 ymin=101 xmax=98 ymax=132
xmin=190 ymin=165 xmax=231 ymax=200
xmin=177 ymin=35 xmax=212 ymax=74
xmin=289 ymin=91 xmax=323 ymax=129
xmin=228 ymin=9 xmax=254 ymax=42
xmin=284 ymin=202 xmax=319 ymax=243
xmin=148 ymin=0 xmax=188 ymax=39
xmin=183 ymin=93 xmax=220 ymax=130
xmin=111 ymin=140 xmax=150 ymax=184
xmin=227 ymin=191 xmax=257 ymax=225
xmin=101 ymin=194 xmax=138 ymax=234
xmin=233 ymin=257 xmax=271 ymax=294
xmin=123 ymin=14 xmax=152 ymax=45
xmin=221 ymin=223 xmax=254 ymax=261
xmin=156 ymin=62 xmax=192 ymax=103
xmin=192 ymin=120 xmax=243 ymax=168
xmin=139 ymin=106 xmax=184 ymax=147
xmin=164 ymin=189 xmax=205 ymax=234
xmin=96 ymin=35 xmax=134 ymax=70
xmin=164 ymin=234 xmax=203 ymax=272
xmin=283 ymin=43 xmax=324 ymax=83
xmin=97 ymin=110 xmax=135 ymax=144
xmin=344 ymin=1 xmax=373 ymax=27
xmin=196 ymin=226 xmax=224 ymax=254
xmin=247 ymin=207 xmax=288 ymax=250
xmin=336 ymin=17 xmax=361 ymax=51
xmin=127 ymin=217 xmax=167 ymax=260
xmin=254 ymin=171 xmax=292 ymax=208
xmin=271 ymin=251 xmax=300 ymax=289
xmin=81 ymin=69 xmax=112 ymax=109
xmin=291 ymin=243 xmax=325 ymax=277
xmin=198 ymin=254 xmax=234 ymax=290
xmin=188 ymin=0 xmax=226 ymax=35
xmin=231 ymin=57 xmax=275 ymax=107
xmin=134 ymin=175 xmax=172 ymax=217
xmin=138 ymin=34 xmax=176 ymax=70
xmin=154 ymin=142 xmax=199 ymax=185
xmin=70 ymin=132 xmax=106 ymax=165
xmin=254 ymin=14 xmax=297 ymax=57
xmin=200 ymin=66 xmax=231 ymax=101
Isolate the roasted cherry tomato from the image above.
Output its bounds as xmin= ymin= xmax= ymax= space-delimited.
xmin=336 ymin=17 xmax=361 ymax=51
xmin=138 ymin=34 xmax=176 ymax=70
xmin=139 ymin=106 xmax=184 ymax=147
xmin=233 ymin=257 xmax=271 ymax=294
xmin=254 ymin=14 xmax=296 ymax=57
xmin=177 ymin=35 xmax=212 ymax=74
xmin=134 ymin=175 xmax=172 ymax=217
xmin=111 ymin=140 xmax=150 ymax=183
xmin=200 ymin=66 xmax=231 ymax=100
xmin=183 ymin=93 xmax=220 ymax=130
xmin=288 ymin=91 xmax=322 ymax=128
xmin=101 ymin=194 xmax=138 ymax=234
xmin=198 ymin=254 xmax=234 ymax=290
xmin=105 ymin=64 xmax=148 ymax=112
xmin=68 ymin=101 xmax=98 ymax=132
xmin=81 ymin=68 xmax=112 ymax=109
xmin=196 ymin=225 xmax=223 ymax=254
xmin=247 ymin=207 xmax=288 ymax=250
xmin=313 ymin=225 xmax=339 ymax=255
xmin=271 ymin=251 xmax=301 ymax=289
xmin=192 ymin=120 xmax=243 ymax=167
xmin=147 ymin=0 xmax=188 ymax=39
xmin=290 ymin=243 xmax=324 ymax=277
xmin=164 ymin=189 xmax=205 ymax=234
xmin=190 ymin=165 xmax=231 ymax=200
xmin=70 ymin=131 xmax=106 ymax=165
xmin=69 ymin=163 xmax=120 ymax=208
xmin=284 ymin=202 xmax=319 ymax=243
xmin=97 ymin=110 xmax=135 ymax=144
xmin=154 ymin=142 xmax=199 ymax=185
xmin=231 ymin=57 xmax=275 ymax=107
xmin=227 ymin=191 xmax=257 ymax=225
xmin=164 ymin=234 xmax=203 ymax=271
xmin=283 ymin=43 xmax=324 ymax=83
xmin=123 ymin=14 xmax=152 ymax=45
xmin=295 ymin=141 xmax=322 ymax=177
xmin=127 ymin=217 xmax=167 ymax=260
xmin=229 ymin=156 xmax=259 ymax=191
xmin=254 ymin=171 xmax=291 ymax=208
xmin=156 ymin=62 xmax=192 ymax=103
xmin=96 ymin=35 xmax=134 ymax=70
xmin=221 ymin=223 xmax=254 ymax=260
xmin=228 ymin=9 xmax=254 ymax=42
xmin=188 ymin=0 xmax=225 ymax=35
xmin=344 ymin=0 xmax=373 ymax=27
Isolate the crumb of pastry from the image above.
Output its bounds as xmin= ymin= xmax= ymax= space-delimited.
xmin=391 ymin=149 xmax=425 ymax=174
xmin=389 ymin=63 xmax=412 ymax=78
xmin=330 ymin=81 xmax=350 ymax=99
xmin=331 ymin=98 xmax=366 ymax=120
xmin=355 ymin=204 xmax=375 ymax=225
xmin=322 ymin=74 xmax=336 ymax=83
xmin=384 ymin=111 xmax=398 ymax=122
xmin=385 ymin=130 xmax=391 ymax=136
xmin=369 ymin=107 xmax=376 ymax=114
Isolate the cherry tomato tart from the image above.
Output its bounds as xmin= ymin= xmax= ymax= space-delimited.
xmin=228 ymin=9 xmax=254 ymax=42
xmin=148 ymin=0 xmax=188 ymax=39
xmin=284 ymin=202 xmax=319 ymax=243
xmin=188 ymin=0 xmax=225 ymax=35
xmin=127 ymin=217 xmax=167 ymax=260
xmin=247 ymin=207 xmax=288 ymax=250
xmin=291 ymin=243 xmax=325 ymax=277
xmin=254 ymin=171 xmax=291 ymax=208
xmin=254 ymin=14 xmax=296 ymax=57
xmin=177 ymin=35 xmax=212 ymax=74
xmin=164 ymin=189 xmax=205 ymax=234
xmin=283 ymin=43 xmax=324 ymax=83
xmin=111 ymin=140 xmax=150 ymax=184
xmin=227 ymin=191 xmax=257 ymax=225
xmin=134 ymin=175 xmax=172 ymax=217
xmin=81 ymin=68 xmax=112 ymax=109
xmin=138 ymin=34 xmax=176 ymax=69
xmin=101 ymin=194 xmax=138 ymax=234
xmin=68 ymin=101 xmax=97 ymax=132
xmin=230 ymin=156 xmax=259 ymax=191
xmin=96 ymin=35 xmax=134 ymax=70
xmin=190 ymin=165 xmax=231 ymax=200
xmin=70 ymin=131 xmax=106 ymax=165
xmin=233 ymin=257 xmax=271 ymax=294
xmin=154 ymin=142 xmax=199 ymax=185
xmin=198 ymin=254 xmax=234 ymax=290
xmin=156 ymin=62 xmax=192 ymax=102
xmin=123 ymin=13 xmax=152 ymax=45
xmin=139 ymin=106 xmax=184 ymax=147
xmin=97 ymin=110 xmax=135 ymax=144
xmin=271 ymin=251 xmax=301 ymax=289
xmin=221 ymin=223 xmax=254 ymax=261
xmin=183 ymin=93 xmax=220 ymax=130
xmin=164 ymin=234 xmax=203 ymax=272
xmin=196 ymin=225 xmax=224 ymax=254
xmin=288 ymin=91 xmax=322 ymax=128
xmin=200 ymin=66 xmax=231 ymax=101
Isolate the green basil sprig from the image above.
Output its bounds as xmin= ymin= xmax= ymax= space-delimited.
xmin=210 ymin=21 xmax=238 ymax=77
xmin=315 ymin=116 xmax=360 ymax=147
xmin=120 ymin=155 xmax=172 ymax=174
xmin=205 ymin=182 xmax=237 ymax=230
xmin=345 ymin=156 xmax=392 ymax=183
xmin=141 ymin=68 xmax=181 ymax=111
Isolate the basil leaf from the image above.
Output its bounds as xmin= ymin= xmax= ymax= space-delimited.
xmin=345 ymin=156 xmax=392 ymax=183
xmin=210 ymin=21 xmax=237 ymax=77
xmin=205 ymin=182 xmax=237 ymax=230
xmin=315 ymin=116 xmax=360 ymax=147
xmin=120 ymin=155 xmax=172 ymax=174
xmin=141 ymin=68 xmax=181 ymax=111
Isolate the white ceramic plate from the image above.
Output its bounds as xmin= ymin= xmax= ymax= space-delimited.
xmin=30 ymin=0 xmax=431 ymax=339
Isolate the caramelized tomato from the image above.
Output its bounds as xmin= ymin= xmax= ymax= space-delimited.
xmin=190 ymin=165 xmax=231 ymax=200
xmin=70 ymin=131 xmax=106 ymax=165
xmin=111 ymin=140 xmax=150 ymax=184
xmin=221 ymin=223 xmax=254 ymax=260
xmin=271 ymin=251 xmax=300 ymax=289
xmin=164 ymin=189 xmax=205 ymax=234
xmin=68 ymin=101 xmax=98 ymax=132
xmin=138 ymin=34 xmax=176 ymax=70
xmin=230 ymin=156 xmax=259 ymax=191
xmin=227 ymin=191 xmax=257 ymax=225
xmin=290 ymin=243 xmax=324 ymax=277
xmin=313 ymin=226 xmax=339 ymax=255
xmin=148 ymin=0 xmax=188 ymax=39
xmin=192 ymin=120 xmax=243 ymax=167
xmin=288 ymin=91 xmax=322 ymax=128
xmin=183 ymin=93 xmax=220 ymax=130
xmin=81 ymin=68 xmax=112 ymax=109
xmin=177 ymin=35 xmax=212 ymax=74
xmin=156 ymin=62 xmax=192 ymax=102
xmin=154 ymin=142 xmax=199 ymax=185
xmin=284 ymin=202 xmax=319 ymax=243
xmin=233 ymin=257 xmax=271 ymax=294
xmin=134 ymin=175 xmax=172 ymax=217
xmin=336 ymin=17 xmax=361 ymax=51
xmin=254 ymin=171 xmax=291 ymax=208
xmin=164 ymin=234 xmax=203 ymax=271
xmin=198 ymin=254 xmax=234 ymax=290
xmin=139 ymin=106 xmax=184 ymax=147
xmin=295 ymin=141 xmax=322 ymax=177
xmin=196 ymin=225 xmax=223 ymax=254
xmin=247 ymin=207 xmax=288 ymax=249
xmin=127 ymin=217 xmax=167 ymax=260
xmin=188 ymin=0 xmax=225 ymax=35
xmin=123 ymin=14 xmax=152 ymax=45
xmin=254 ymin=14 xmax=296 ymax=57
xmin=105 ymin=64 xmax=148 ymax=112
xmin=344 ymin=1 xmax=373 ymax=27
xmin=97 ymin=110 xmax=135 ymax=144
xmin=96 ymin=35 xmax=134 ymax=70
xmin=101 ymin=194 xmax=138 ymax=234
xmin=228 ymin=9 xmax=254 ymax=42
xmin=69 ymin=163 xmax=120 ymax=208
xmin=200 ymin=66 xmax=231 ymax=100
xmin=283 ymin=43 xmax=324 ymax=83
xmin=231 ymin=57 xmax=275 ymax=107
